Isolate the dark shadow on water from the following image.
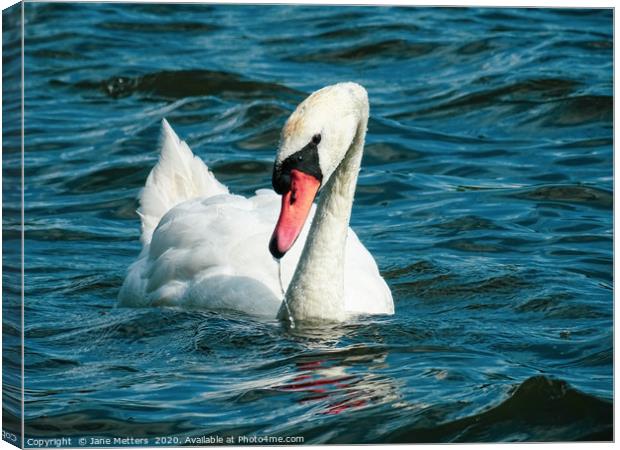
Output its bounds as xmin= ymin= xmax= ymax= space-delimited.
xmin=381 ymin=376 xmax=612 ymax=443
xmin=52 ymin=70 xmax=303 ymax=101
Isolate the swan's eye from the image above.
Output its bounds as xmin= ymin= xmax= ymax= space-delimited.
xmin=312 ymin=134 xmax=321 ymax=145
xmin=297 ymin=155 xmax=303 ymax=161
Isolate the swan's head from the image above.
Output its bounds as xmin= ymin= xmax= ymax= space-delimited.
xmin=269 ymin=82 xmax=369 ymax=259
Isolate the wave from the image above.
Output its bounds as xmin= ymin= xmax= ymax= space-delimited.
xmin=99 ymin=21 xmax=220 ymax=34
xmin=54 ymin=70 xmax=302 ymax=101
xmin=19 ymin=375 xmax=609 ymax=443
xmin=382 ymin=375 xmax=612 ymax=442
xmin=391 ymin=78 xmax=580 ymax=121
xmin=290 ymin=39 xmax=439 ymax=63
xmin=507 ymin=184 xmax=612 ymax=210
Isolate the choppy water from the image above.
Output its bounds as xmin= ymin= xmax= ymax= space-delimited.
xmin=2 ymin=3 xmax=613 ymax=445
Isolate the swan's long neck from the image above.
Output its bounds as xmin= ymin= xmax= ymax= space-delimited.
xmin=280 ymin=116 xmax=368 ymax=322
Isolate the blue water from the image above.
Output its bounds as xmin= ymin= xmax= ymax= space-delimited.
xmin=2 ymin=3 xmax=613 ymax=444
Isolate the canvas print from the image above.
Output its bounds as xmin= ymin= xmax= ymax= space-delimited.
xmin=2 ymin=2 xmax=613 ymax=446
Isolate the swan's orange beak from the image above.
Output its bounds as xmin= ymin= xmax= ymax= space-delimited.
xmin=269 ymin=169 xmax=320 ymax=259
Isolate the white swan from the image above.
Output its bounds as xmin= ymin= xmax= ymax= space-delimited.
xmin=119 ymin=82 xmax=394 ymax=322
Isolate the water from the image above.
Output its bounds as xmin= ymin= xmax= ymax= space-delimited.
xmin=2 ymin=3 xmax=612 ymax=444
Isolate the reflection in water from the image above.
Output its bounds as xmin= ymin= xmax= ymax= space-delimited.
xmin=266 ymin=323 xmax=401 ymax=417
xmin=279 ymin=350 xmax=396 ymax=416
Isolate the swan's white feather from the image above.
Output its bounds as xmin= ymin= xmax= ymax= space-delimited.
xmin=138 ymin=119 xmax=228 ymax=246
xmin=119 ymin=120 xmax=393 ymax=318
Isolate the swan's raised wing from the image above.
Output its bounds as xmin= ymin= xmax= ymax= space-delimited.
xmin=138 ymin=119 xmax=228 ymax=246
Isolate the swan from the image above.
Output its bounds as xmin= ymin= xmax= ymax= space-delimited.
xmin=119 ymin=82 xmax=394 ymax=322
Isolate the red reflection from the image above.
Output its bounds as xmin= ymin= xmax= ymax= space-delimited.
xmin=277 ymin=360 xmax=368 ymax=415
